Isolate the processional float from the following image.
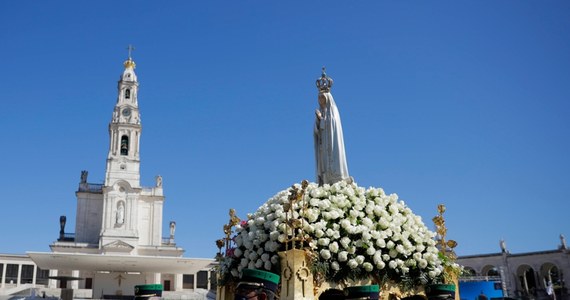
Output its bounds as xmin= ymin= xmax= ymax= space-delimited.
xmin=215 ymin=69 xmax=460 ymax=300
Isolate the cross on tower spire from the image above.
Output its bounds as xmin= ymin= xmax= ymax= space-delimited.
xmin=127 ymin=44 xmax=135 ymax=60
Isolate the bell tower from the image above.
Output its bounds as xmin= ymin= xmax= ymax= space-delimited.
xmin=105 ymin=46 xmax=142 ymax=188
xmin=69 ymin=48 xmax=177 ymax=254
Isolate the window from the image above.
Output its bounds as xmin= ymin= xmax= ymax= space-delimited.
xmin=21 ymin=265 xmax=34 ymax=284
xmin=85 ymin=278 xmax=93 ymax=289
xmin=487 ymin=268 xmax=499 ymax=276
xmin=36 ymin=268 xmax=49 ymax=285
xmin=125 ymin=89 xmax=130 ymax=99
xmin=463 ymin=267 xmax=476 ymax=276
xmin=120 ymin=135 xmax=129 ymax=155
xmin=5 ymin=264 xmax=18 ymax=284
xmin=182 ymin=274 xmax=194 ymax=289
xmin=197 ymin=271 xmax=209 ymax=289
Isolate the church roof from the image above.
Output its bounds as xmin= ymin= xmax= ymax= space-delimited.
xmin=27 ymin=251 xmax=214 ymax=274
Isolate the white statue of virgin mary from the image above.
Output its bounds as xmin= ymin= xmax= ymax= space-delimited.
xmin=314 ymin=68 xmax=350 ymax=185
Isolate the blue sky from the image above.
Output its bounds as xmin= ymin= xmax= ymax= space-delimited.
xmin=1 ymin=1 xmax=569 ymax=259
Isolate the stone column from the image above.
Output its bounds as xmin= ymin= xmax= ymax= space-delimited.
xmin=17 ymin=264 xmax=22 ymax=286
xmin=71 ymin=270 xmax=79 ymax=289
xmin=153 ymin=273 xmax=161 ymax=284
xmin=48 ymin=270 xmax=58 ymax=289
xmin=174 ymin=274 xmax=183 ymax=291
xmin=207 ymin=271 xmax=211 ymax=290
xmin=279 ymin=249 xmax=314 ymax=300
xmin=32 ymin=265 xmax=37 ymax=285
xmin=1 ymin=263 xmax=6 ymax=288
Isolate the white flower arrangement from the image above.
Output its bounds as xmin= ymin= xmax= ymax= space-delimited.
xmin=219 ymin=180 xmax=445 ymax=287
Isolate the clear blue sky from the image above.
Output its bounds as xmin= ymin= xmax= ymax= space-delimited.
xmin=1 ymin=1 xmax=569 ymax=259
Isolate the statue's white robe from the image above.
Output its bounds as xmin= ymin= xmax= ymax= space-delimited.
xmin=314 ymin=92 xmax=349 ymax=185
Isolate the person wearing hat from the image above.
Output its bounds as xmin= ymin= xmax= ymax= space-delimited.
xmin=319 ymin=288 xmax=345 ymax=300
xmin=234 ymin=269 xmax=280 ymax=300
xmin=344 ymin=285 xmax=380 ymax=300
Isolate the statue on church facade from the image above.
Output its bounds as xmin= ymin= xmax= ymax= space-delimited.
xmin=314 ymin=68 xmax=350 ymax=186
xmin=116 ymin=202 xmax=125 ymax=225
xmin=59 ymin=215 xmax=66 ymax=238
xmin=80 ymin=170 xmax=88 ymax=183
xmin=170 ymin=221 xmax=176 ymax=238
xmin=500 ymin=239 xmax=507 ymax=253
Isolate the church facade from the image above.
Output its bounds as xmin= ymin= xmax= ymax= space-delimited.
xmin=0 ymin=56 xmax=213 ymax=299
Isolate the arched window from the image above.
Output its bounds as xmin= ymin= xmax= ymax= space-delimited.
xmin=487 ymin=267 xmax=499 ymax=276
xmin=120 ymin=135 xmax=129 ymax=155
xmin=125 ymin=89 xmax=131 ymax=99
xmin=463 ymin=267 xmax=476 ymax=276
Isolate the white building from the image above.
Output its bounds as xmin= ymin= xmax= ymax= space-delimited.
xmin=458 ymin=236 xmax=570 ymax=300
xmin=1 ymin=55 xmax=214 ymax=299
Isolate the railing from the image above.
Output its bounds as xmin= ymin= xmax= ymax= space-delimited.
xmin=162 ymin=237 xmax=175 ymax=246
xmin=78 ymin=183 xmax=103 ymax=193
xmin=58 ymin=233 xmax=75 ymax=242
xmin=459 ymin=275 xmax=501 ymax=282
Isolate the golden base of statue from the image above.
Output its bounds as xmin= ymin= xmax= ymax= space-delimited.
xmin=279 ymin=249 xmax=315 ymax=300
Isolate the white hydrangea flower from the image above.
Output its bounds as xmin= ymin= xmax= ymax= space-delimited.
xmin=340 ymin=237 xmax=351 ymax=249
xmin=326 ymin=228 xmax=336 ymax=238
xmin=248 ymin=261 xmax=255 ymax=269
xmin=320 ymin=249 xmax=332 ymax=260
xmin=396 ymin=244 xmax=405 ymax=254
xmin=376 ymin=260 xmax=386 ymax=270
xmin=271 ymin=255 xmax=279 ymax=264
xmin=348 ymin=259 xmax=358 ymax=269
xmin=329 ymin=242 xmax=339 ymax=253
xmin=234 ymin=248 xmax=243 ymax=257
xmin=362 ymin=231 xmax=372 ymax=241
xmin=376 ymin=239 xmax=386 ymax=248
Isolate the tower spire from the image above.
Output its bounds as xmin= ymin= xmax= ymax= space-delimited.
xmin=127 ymin=44 xmax=135 ymax=60
xmin=124 ymin=45 xmax=136 ymax=69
